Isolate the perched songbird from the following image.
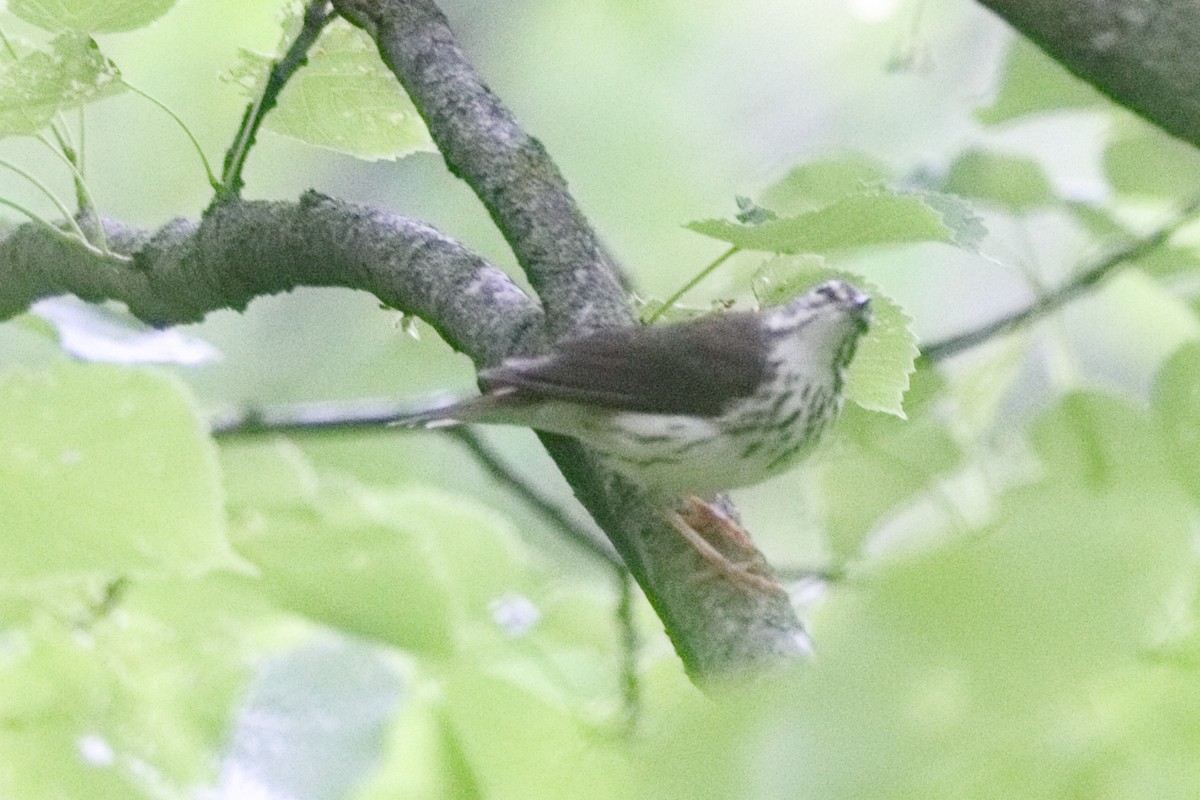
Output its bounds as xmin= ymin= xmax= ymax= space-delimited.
xmin=394 ymin=279 xmax=871 ymax=588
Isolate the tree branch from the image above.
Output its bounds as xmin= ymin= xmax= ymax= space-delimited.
xmin=0 ymin=193 xmax=542 ymax=365
xmin=331 ymin=0 xmax=629 ymax=337
xmin=977 ymin=0 xmax=1200 ymax=150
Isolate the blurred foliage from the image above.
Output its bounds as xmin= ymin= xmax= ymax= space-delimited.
xmin=2 ymin=0 xmax=1200 ymax=797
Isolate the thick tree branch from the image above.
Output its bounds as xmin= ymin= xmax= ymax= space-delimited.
xmin=331 ymin=0 xmax=629 ymax=337
xmin=978 ymin=0 xmax=1200 ymax=149
xmin=0 ymin=193 xmax=542 ymax=364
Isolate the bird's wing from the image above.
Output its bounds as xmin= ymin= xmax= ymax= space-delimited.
xmin=479 ymin=313 xmax=769 ymax=416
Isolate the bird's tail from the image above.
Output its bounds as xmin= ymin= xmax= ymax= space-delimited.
xmin=387 ymin=389 xmax=517 ymax=429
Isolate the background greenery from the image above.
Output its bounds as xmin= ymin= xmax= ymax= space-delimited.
xmin=3 ymin=0 xmax=1200 ymax=797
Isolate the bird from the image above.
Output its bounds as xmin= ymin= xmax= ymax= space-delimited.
xmin=393 ymin=279 xmax=871 ymax=590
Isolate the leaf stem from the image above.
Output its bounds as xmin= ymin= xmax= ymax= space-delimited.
xmin=0 ymin=197 xmax=126 ymax=262
xmin=0 ymin=157 xmax=90 ymax=243
xmin=36 ymin=130 xmax=109 ymax=250
xmin=121 ymin=80 xmax=220 ymax=191
xmin=644 ymin=245 xmax=740 ymax=323
xmin=0 ymin=26 xmax=17 ymax=59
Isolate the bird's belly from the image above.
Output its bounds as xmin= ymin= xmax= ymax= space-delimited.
xmin=583 ymin=403 xmax=826 ymax=497
xmin=520 ymin=377 xmax=841 ymax=497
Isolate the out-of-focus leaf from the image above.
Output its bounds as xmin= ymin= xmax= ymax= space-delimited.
xmin=1058 ymin=271 xmax=1200 ymax=397
xmin=214 ymin=637 xmax=405 ymax=800
xmin=1154 ymin=342 xmax=1200 ymax=502
xmin=8 ymin=0 xmax=177 ymax=34
xmin=0 ymin=34 xmax=124 ymax=138
xmin=1104 ymin=128 xmax=1200 ymax=199
xmin=975 ymin=37 xmax=1106 ymax=124
xmin=817 ymin=362 xmax=960 ymax=559
xmin=30 ymin=296 xmax=221 ymax=365
xmin=226 ymin=18 xmax=434 ymax=160
xmin=223 ymin=440 xmax=537 ymax=655
xmin=0 ymin=576 xmax=275 ymax=798
xmin=940 ymin=149 xmax=1055 ymax=212
xmin=647 ymin=463 xmax=1197 ymax=798
xmin=223 ymin=444 xmax=458 ymax=655
xmin=0 ymin=363 xmax=246 ymax=586
xmin=440 ymin=667 xmax=633 ymax=800
xmin=687 ymin=191 xmax=983 ymax=254
xmin=1031 ymin=390 xmax=1176 ymax=489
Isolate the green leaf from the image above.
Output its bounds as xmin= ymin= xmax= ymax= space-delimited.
xmin=760 ymin=154 xmax=890 ymax=214
xmin=940 ymin=149 xmax=1055 ymax=212
xmin=687 ymin=191 xmax=983 ymax=254
xmin=364 ymin=485 xmax=532 ymax=615
xmin=0 ymin=363 xmax=245 ymax=586
xmin=1104 ymin=127 xmax=1200 ymax=200
xmin=227 ymin=18 xmax=434 ymax=161
xmin=223 ymin=441 xmax=535 ymax=654
xmin=0 ymin=34 xmax=124 ymax=138
xmin=651 ymin=471 xmax=1197 ymax=798
xmin=1058 ymin=270 xmax=1200 ymax=396
xmin=753 ymin=257 xmax=918 ymax=417
xmin=843 ymin=278 xmax=918 ymax=417
xmin=8 ymin=0 xmax=177 ymax=33
xmin=975 ymin=37 xmax=1106 ymax=125
xmin=1131 ymin=244 xmax=1200 ymax=289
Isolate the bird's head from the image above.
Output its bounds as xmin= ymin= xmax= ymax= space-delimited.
xmin=763 ymin=279 xmax=871 ymax=372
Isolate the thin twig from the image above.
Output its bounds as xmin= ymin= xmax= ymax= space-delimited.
xmin=209 ymin=400 xmax=624 ymax=569
xmin=615 ymin=571 xmax=641 ymax=734
xmin=924 ymin=197 xmax=1200 ymax=361
xmin=210 ymin=399 xmax=406 ymax=436
xmin=218 ymin=0 xmax=334 ymax=200
xmin=447 ymin=428 xmax=624 ymax=569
